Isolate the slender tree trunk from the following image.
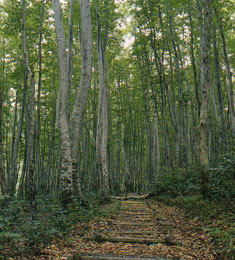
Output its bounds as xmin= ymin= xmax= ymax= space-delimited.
xmin=0 ymin=38 xmax=6 ymax=194
xmin=21 ymin=0 xmax=37 ymax=215
xmin=70 ymin=0 xmax=92 ymax=197
xmin=212 ymin=25 xmax=225 ymax=129
xmin=67 ymin=0 xmax=74 ymax=113
xmin=0 ymin=80 xmax=5 ymax=194
xmin=188 ymin=10 xmax=200 ymax=114
xmin=35 ymin=0 xmax=44 ymax=196
xmin=8 ymin=86 xmax=26 ymax=196
xmin=213 ymin=6 xmax=235 ymax=132
xmin=95 ymin=8 xmax=110 ymax=195
xmin=153 ymin=112 xmax=160 ymax=175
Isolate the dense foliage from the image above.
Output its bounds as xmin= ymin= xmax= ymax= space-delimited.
xmin=0 ymin=193 xmax=119 ymax=257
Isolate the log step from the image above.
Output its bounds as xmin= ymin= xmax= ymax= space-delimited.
xmin=121 ymin=203 xmax=146 ymax=205
xmin=91 ymin=233 xmax=163 ymax=245
xmin=121 ymin=202 xmax=146 ymax=204
xmin=121 ymin=213 xmax=152 ymax=216
xmin=74 ymin=254 xmax=169 ymax=260
xmin=108 ymin=230 xmax=153 ymax=235
xmin=121 ymin=215 xmax=152 ymax=218
xmin=115 ymin=219 xmax=153 ymax=223
xmin=108 ymin=231 xmax=154 ymax=236
xmin=122 ymin=209 xmax=148 ymax=211
xmin=121 ymin=207 xmax=148 ymax=210
xmin=111 ymin=222 xmax=154 ymax=227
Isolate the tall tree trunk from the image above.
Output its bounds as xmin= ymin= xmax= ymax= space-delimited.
xmin=21 ymin=0 xmax=36 ymax=214
xmin=70 ymin=0 xmax=92 ymax=197
xmin=67 ymin=0 xmax=74 ymax=113
xmin=53 ymin=0 xmax=73 ymax=206
xmin=0 ymin=38 xmax=6 ymax=194
xmin=188 ymin=10 xmax=200 ymax=114
xmin=95 ymin=8 xmax=110 ymax=195
xmin=212 ymin=25 xmax=225 ymax=129
xmin=0 ymin=76 xmax=5 ymax=194
xmin=213 ymin=6 xmax=235 ymax=132
xmin=8 ymin=86 xmax=26 ymax=196
xmin=35 ymin=0 xmax=44 ymax=197
xmin=198 ymin=0 xmax=211 ymax=197
xmin=153 ymin=112 xmax=160 ymax=176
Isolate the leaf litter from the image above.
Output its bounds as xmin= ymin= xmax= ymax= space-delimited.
xmin=41 ymin=200 xmax=218 ymax=259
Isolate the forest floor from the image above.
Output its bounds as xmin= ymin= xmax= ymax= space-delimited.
xmin=39 ymin=198 xmax=218 ymax=259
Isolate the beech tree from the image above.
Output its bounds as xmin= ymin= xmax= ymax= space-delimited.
xmin=53 ymin=0 xmax=74 ymax=205
xmin=70 ymin=0 xmax=92 ymax=197
xmin=198 ymin=0 xmax=211 ymax=196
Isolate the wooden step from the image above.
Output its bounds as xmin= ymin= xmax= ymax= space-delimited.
xmin=121 ymin=201 xmax=146 ymax=205
xmin=121 ymin=206 xmax=149 ymax=211
xmin=121 ymin=209 xmax=150 ymax=213
xmin=111 ymin=222 xmax=154 ymax=227
xmin=121 ymin=215 xmax=153 ymax=219
xmin=74 ymin=254 xmax=169 ymax=260
xmin=107 ymin=230 xmax=154 ymax=236
xmin=122 ymin=218 xmax=153 ymax=221
xmin=90 ymin=233 xmax=163 ymax=245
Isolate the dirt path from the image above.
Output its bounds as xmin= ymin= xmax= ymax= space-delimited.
xmin=43 ymin=199 xmax=217 ymax=259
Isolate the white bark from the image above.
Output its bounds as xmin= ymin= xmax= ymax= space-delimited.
xmin=70 ymin=0 xmax=92 ymax=196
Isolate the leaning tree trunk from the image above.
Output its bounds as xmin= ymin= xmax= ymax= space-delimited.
xmin=198 ymin=0 xmax=211 ymax=197
xmin=70 ymin=0 xmax=92 ymax=197
xmin=53 ymin=0 xmax=73 ymax=206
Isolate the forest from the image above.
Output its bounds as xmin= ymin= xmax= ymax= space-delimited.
xmin=0 ymin=0 xmax=234 ymax=259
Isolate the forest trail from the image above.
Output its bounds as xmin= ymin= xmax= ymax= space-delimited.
xmin=44 ymin=198 xmax=217 ymax=259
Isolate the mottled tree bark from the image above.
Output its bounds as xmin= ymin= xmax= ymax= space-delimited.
xmin=53 ymin=0 xmax=73 ymax=206
xmin=198 ymin=0 xmax=211 ymax=197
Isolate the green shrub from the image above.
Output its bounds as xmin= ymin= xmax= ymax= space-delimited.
xmin=209 ymin=154 xmax=235 ymax=199
xmin=151 ymin=167 xmax=201 ymax=196
xmin=151 ymin=153 xmax=235 ymax=200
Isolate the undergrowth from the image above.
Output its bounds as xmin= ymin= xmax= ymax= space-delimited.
xmin=155 ymin=194 xmax=234 ymax=258
xmin=151 ymin=155 xmax=235 ymax=259
xmin=0 ymin=192 xmax=119 ymax=258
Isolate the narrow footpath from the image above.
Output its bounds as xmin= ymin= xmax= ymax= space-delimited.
xmin=43 ymin=198 xmax=217 ymax=259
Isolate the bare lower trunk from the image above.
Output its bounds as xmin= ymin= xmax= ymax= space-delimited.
xmin=70 ymin=0 xmax=92 ymax=197
xmin=198 ymin=0 xmax=211 ymax=197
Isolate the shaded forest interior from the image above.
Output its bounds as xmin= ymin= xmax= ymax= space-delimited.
xmin=0 ymin=0 xmax=234 ymax=259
